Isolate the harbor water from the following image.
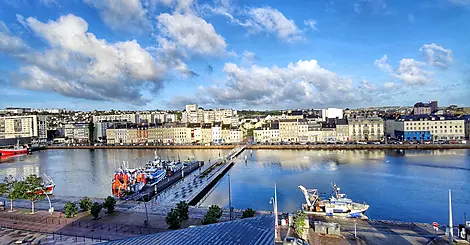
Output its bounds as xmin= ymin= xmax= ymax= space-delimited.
xmin=1 ymin=149 xmax=469 ymax=224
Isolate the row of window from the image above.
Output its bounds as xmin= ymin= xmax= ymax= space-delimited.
xmin=405 ymin=121 xmax=462 ymax=126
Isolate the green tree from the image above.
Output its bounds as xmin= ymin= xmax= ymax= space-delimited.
xmin=176 ymin=201 xmax=189 ymax=220
xmin=23 ymin=175 xmax=45 ymax=214
xmin=208 ymin=205 xmax=222 ymax=219
xmin=90 ymin=202 xmax=102 ymax=220
xmin=242 ymin=208 xmax=256 ymax=219
xmin=64 ymin=202 xmax=78 ymax=218
xmin=201 ymin=209 xmax=218 ymax=225
xmin=102 ymin=196 xmax=116 ymax=213
xmin=80 ymin=196 xmax=92 ymax=211
xmin=293 ymin=210 xmax=307 ymax=237
xmin=1 ymin=176 xmax=25 ymax=212
xmin=165 ymin=208 xmax=182 ymax=229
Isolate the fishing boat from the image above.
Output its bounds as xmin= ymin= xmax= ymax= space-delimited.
xmin=0 ymin=140 xmax=30 ymax=157
xmin=298 ymin=183 xmax=369 ymax=218
xmin=42 ymin=174 xmax=56 ymax=195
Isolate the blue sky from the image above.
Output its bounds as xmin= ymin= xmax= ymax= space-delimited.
xmin=0 ymin=0 xmax=469 ymax=111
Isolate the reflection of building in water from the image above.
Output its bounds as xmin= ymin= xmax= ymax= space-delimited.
xmin=400 ymin=149 xmax=467 ymax=157
xmin=1 ymin=165 xmax=40 ymax=178
xmin=252 ymin=150 xmax=386 ymax=167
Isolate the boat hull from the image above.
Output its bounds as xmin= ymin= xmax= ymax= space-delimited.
xmin=0 ymin=149 xmax=29 ymax=156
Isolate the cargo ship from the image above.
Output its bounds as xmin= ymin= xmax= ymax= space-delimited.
xmin=299 ymin=183 xmax=369 ymax=218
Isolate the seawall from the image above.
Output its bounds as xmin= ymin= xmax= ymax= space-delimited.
xmin=46 ymin=144 xmax=470 ymax=150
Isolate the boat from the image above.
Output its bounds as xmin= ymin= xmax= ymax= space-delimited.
xmin=41 ymin=174 xmax=56 ymax=195
xmin=112 ymin=167 xmax=147 ymax=199
xmin=0 ymin=140 xmax=30 ymax=157
xmin=298 ymin=183 xmax=369 ymax=218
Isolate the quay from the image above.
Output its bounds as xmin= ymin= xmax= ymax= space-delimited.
xmin=44 ymin=143 xmax=470 ymax=150
xmin=128 ymin=161 xmax=204 ymax=201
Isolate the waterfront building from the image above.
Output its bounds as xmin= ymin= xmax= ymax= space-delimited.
xmin=321 ymin=119 xmax=337 ymax=143
xmin=212 ymin=122 xmax=222 ymax=144
xmin=298 ymin=119 xmax=309 ymax=143
xmin=93 ymin=113 xmax=138 ymax=124
xmin=0 ymin=115 xmax=47 ymax=143
xmin=173 ymin=123 xmax=187 ymax=144
xmin=201 ymin=123 xmax=212 ymax=144
xmin=254 ymin=121 xmax=280 ymax=143
xmin=461 ymin=115 xmax=470 ymax=139
xmin=94 ymin=121 xmax=122 ymax=143
xmin=335 ymin=119 xmax=350 ymax=142
xmin=348 ymin=116 xmax=384 ymax=142
xmin=279 ymin=119 xmax=300 ymax=143
xmin=229 ymin=128 xmax=243 ymax=143
xmin=136 ymin=125 xmax=148 ymax=144
xmin=321 ymin=108 xmax=343 ymax=121
xmin=386 ymin=115 xmax=465 ymax=141
xmin=413 ymin=101 xmax=438 ymax=115
xmin=187 ymin=123 xmax=202 ymax=143
xmin=221 ymin=124 xmax=231 ymax=143
xmin=307 ymin=121 xmax=322 ymax=142
xmin=162 ymin=124 xmax=174 ymax=144
xmin=64 ymin=122 xmax=89 ymax=143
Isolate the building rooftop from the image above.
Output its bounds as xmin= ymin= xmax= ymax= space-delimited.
xmin=103 ymin=215 xmax=274 ymax=245
xmin=398 ymin=115 xmax=462 ymax=121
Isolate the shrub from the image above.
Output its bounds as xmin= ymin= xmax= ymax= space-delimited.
xmin=80 ymin=196 xmax=92 ymax=211
xmin=90 ymin=202 xmax=102 ymax=220
xmin=242 ymin=208 xmax=256 ymax=219
xmin=176 ymin=201 xmax=189 ymax=220
xmin=208 ymin=205 xmax=222 ymax=219
xmin=165 ymin=208 xmax=182 ymax=229
xmin=293 ymin=210 xmax=307 ymax=237
xmin=201 ymin=209 xmax=218 ymax=225
xmin=64 ymin=202 xmax=78 ymax=218
xmin=103 ymin=196 xmax=116 ymax=213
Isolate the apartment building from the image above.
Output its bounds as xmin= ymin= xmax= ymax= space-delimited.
xmin=229 ymin=128 xmax=243 ymax=143
xmin=201 ymin=123 xmax=212 ymax=144
xmin=280 ymin=119 xmax=299 ymax=142
xmin=93 ymin=114 xmax=138 ymax=124
xmin=298 ymin=120 xmax=309 ymax=143
xmin=0 ymin=115 xmax=47 ymax=142
xmin=254 ymin=121 xmax=280 ymax=143
xmin=64 ymin=122 xmax=89 ymax=143
xmin=335 ymin=119 xmax=350 ymax=142
xmin=173 ymin=123 xmax=187 ymax=144
xmin=387 ymin=115 xmax=464 ymax=141
xmin=212 ymin=123 xmax=222 ymax=143
xmin=464 ymin=115 xmax=470 ymax=139
xmin=348 ymin=116 xmax=384 ymax=142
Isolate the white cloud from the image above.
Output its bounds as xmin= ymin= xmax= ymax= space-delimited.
xmin=159 ymin=0 xmax=194 ymax=12
xmin=157 ymin=13 xmax=227 ymax=56
xmin=394 ymin=58 xmax=431 ymax=85
xmin=361 ymin=80 xmax=376 ymax=91
xmin=244 ymin=7 xmax=301 ymax=42
xmin=0 ymin=21 xmax=30 ymax=54
xmin=304 ymin=19 xmax=318 ymax=31
xmin=83 ymin=0 xmax=149 ymax=32
xmin=39 ymin=0 xmax=57 ymax=6
xmin=0 ymin=14 xmax=192 ymax=105
xmin=419 ymin=43 xmax=453 ymax=68
xmin=374 ymin=54 xmax=392 ymax=72
xmin=171 ymin=59 xmax=366 ymax=108
xmin=384 ymin=81 xmax=399 ymax=89
xmin=240 ymin=50 xmax=256 ymax=66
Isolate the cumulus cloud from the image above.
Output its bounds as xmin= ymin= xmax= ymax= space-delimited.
xmin=84 ymin=0 xmax=150 ymax=32
xmin=244 ymin=7 xmax=301 ymax=42
xmin=0 ymin=14 xmax=199 ymax=105
xmin=157 ymin=13 xmax=227 ymax=55
xmin=159 ymin=0 xmax=194 ymax=12
xmin=394 ymin=58 xmax=431 ymax=85
xmin=240 ymin=50 xmax=256 ymax=66
xmin=361 ymin=80 xmax=376 ymax=91
xmin=420 ymin=43 xmax=453 ymax=68
xmin=170 ymin=59 xmax=367 ymax=108
xmin=374 ymin=54 xmax=392 ymax=72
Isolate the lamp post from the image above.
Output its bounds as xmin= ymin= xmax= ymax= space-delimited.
xmin=269 ymin=183 xmax=278 ymax=241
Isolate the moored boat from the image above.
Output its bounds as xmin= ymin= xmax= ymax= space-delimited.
xmin=0 ymin=140 xmax=30 ymax=157
xmin=298 ymin=183 xmax=369 ymax=218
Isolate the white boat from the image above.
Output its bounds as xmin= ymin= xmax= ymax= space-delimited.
xmin=298 ymin=183 xmax=369 ymax=218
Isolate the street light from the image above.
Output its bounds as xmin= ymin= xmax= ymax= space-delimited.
xmin=269 ymin=183 xmax=278 ymax=241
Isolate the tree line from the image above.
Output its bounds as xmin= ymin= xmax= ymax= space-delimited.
xmin=0 ymin=174 xmax=47 ymax=214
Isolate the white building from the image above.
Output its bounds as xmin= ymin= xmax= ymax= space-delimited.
xmin=64 ymin=123 xmax=89 ymax=143
xmin=211 ymin=123 xmax=222 ymax=143
xmin=254 ymin=122 xmax=280 ymax=143
xmin=0 ymin=115 xmax=47 ymax=142
xmin=321 ymin=108 xmax=344 ymax=121
xmin=229 ymin=129 xmax=243 ymax=143
xmin=92 ymin=114 xmax=139 ymax=124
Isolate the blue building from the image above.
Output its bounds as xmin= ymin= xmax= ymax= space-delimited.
xmin=394 ymin=130 xmax=432 ymax=141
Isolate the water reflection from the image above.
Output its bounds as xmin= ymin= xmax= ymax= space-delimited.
xmin=0 ymin=149 xmax=229 ymax=198
xmin=200 ymin=149 xmax=470 ymax=224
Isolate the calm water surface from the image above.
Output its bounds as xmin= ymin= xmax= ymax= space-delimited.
xmin=1 ymin=149 xmax=469 ymax=224
xmin=0 ymin=149 xmax=229 ymax=198
xmin=200 ymin=149 xmax=470 ymax=224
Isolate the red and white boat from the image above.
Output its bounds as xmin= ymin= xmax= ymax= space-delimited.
xmin=0 ymin=140 xmax=30 ymax=157
xmin=41 ymin=174 xmax=56 ymax=195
